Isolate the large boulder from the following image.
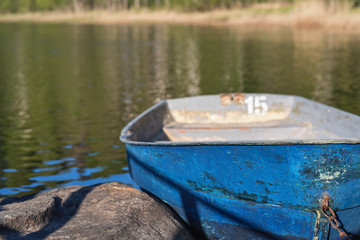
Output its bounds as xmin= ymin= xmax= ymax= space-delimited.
xmin=0 ymin=182 xmax=196 ymax=240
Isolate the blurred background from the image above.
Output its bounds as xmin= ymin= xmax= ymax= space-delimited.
xmin=0 ymin=0 xmax=359 ymax=12
xmin=0 ymin=0 xmax=359 ymax=197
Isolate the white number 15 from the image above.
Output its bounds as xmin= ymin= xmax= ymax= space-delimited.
xmin=244 ymin=96 xmax=268 ymax=115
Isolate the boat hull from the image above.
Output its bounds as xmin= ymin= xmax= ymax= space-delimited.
xmin=125 ymin=143 xmax=360 ymax=239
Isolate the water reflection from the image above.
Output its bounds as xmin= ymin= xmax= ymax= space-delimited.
xmin=0 ymin=23 xmax=359 ymax=197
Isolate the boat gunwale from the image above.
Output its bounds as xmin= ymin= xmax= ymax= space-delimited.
xmin=120 ymin=94 xmax=360 ymax=146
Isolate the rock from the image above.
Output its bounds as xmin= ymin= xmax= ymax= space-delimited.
xmin=0 ymin=195 xmax=58 ymax=233
xmin=0 ymin=182 xmax=196 ymax=240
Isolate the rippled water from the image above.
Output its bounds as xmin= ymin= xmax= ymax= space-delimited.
xmin=0 ymin=23 xmax=359 ymax=197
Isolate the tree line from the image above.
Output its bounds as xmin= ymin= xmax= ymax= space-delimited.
xmin=0 ymin=0 xmax=359 ymax=13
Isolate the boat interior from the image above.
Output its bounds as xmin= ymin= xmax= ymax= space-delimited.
xmin=123 ymin=94 xmax=360 ymax=143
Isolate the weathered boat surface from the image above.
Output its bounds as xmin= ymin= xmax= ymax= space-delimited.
xmin=120 ymin=94 xmax=360 ymax=240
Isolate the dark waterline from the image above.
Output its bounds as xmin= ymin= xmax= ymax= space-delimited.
xmin=0 ymin=23 xmax=359 ymax=197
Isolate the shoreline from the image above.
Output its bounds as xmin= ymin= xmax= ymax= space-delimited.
xmin=0 ymin=7 xmax=360 ymax=31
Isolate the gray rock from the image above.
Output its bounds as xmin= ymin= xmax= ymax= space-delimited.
xmin=0 ymin=182 xmax=196 ymax=240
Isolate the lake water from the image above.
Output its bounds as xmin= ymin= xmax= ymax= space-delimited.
xmin=0 ymin=23 xmax=359 ymax=197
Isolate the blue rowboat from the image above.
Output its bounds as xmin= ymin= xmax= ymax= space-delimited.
xmin=120 ymin=94 xmax=360 ymax=240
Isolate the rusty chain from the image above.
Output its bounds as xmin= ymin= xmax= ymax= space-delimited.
xmin=321 ymin=196 xmax=348 ymax=239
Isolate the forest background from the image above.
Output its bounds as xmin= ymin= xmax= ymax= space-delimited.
xmin=1 ymin=0 xmax=360 ymax=30
xmin=0 ymin=0 xmax=359 ymax=13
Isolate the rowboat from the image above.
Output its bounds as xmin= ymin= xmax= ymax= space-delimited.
xmin=120 ymin=94 xmax=360 ymax=240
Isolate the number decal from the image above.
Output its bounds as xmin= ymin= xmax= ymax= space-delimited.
xmin=245 ymin=96 xmax=254 ymax=114
xmin=245 ymin=96 xmax=268 ymax=115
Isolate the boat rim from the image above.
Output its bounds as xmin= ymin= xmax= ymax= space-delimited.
xmin=120 ymin=137 xmax=359 ymax=146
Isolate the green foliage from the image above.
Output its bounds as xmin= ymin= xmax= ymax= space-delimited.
xmin=0 ymin=0 xmax=358 ymax=13
xmin=351 ymin=0 xmax=360 ymax=6
xmin=36 ymin=0 xmax=55 ymax=10
xmin=0 ymin=0 xmax=30 ymax=13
